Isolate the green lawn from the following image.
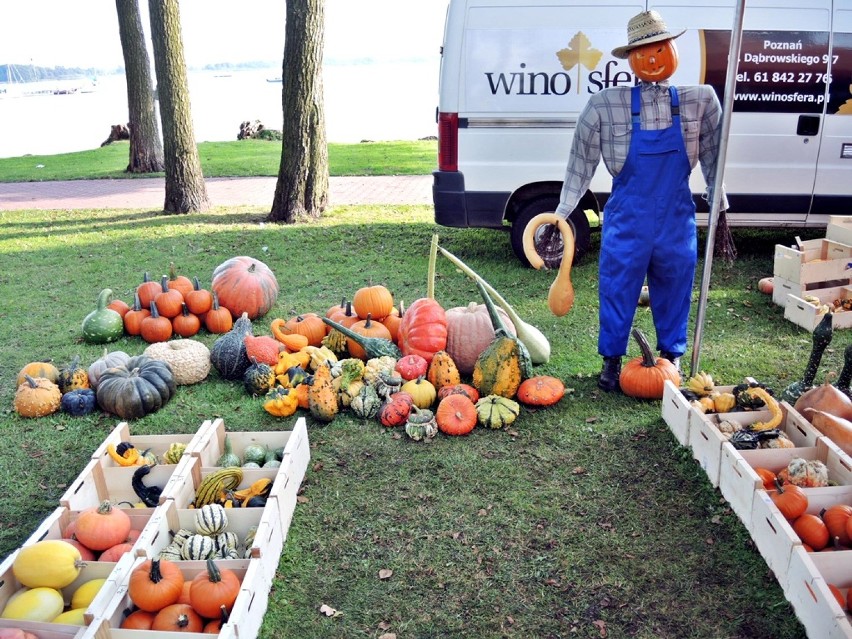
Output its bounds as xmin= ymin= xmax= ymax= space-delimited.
xmin=0 ymin=193 xmax=824 ymax=637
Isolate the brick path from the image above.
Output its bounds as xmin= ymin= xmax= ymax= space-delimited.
xmin=0 ymin=175 xmax=433 ymax=210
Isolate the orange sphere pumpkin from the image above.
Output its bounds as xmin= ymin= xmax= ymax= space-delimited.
xmin=352 ymin=284 xmax=394 ymax=320
xmin=628 ymin=39 xmax=679 ymax=83
xmin=211 ymin=256 xmax=279 ymax=320
xmin=347 ymin=314 xmax=392 ymax=360
xmin=283 ymin=313 xmax=326 ymax=347
xmin=618 ymin=328 xmax=680 ymax=399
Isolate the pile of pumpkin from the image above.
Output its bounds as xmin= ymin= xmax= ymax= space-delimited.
xmin=80 ymin=256 xmax=279 ymax=345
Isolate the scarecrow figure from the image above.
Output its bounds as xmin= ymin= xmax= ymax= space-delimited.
xmin=555 ymin=10 xmax=728 ymax=392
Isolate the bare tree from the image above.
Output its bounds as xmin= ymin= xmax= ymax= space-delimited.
xmin=268 ymin=0 xmax=329 ymax=222
xmin=115 ymin=0 xmax=163 ymax=173
xmin=147 ymin=0 xmax=209 ymax=213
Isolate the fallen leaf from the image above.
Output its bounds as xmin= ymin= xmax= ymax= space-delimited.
xmin=506 ymin=615 xmax=514 ymax=625
xmin=477 ymin=509 xmax=488 ymax=516
xmin=297 ymin=495 xmax=309 ymax=504
xmin=319 ymin=603 xmax=342 ymax=617
xmin=572 ymin=466 xmax=586 ymax=475
xmin=379 ymin=634 xmax=397 ymax=639
xmin=593 ymin=619 xmax=607 ymax=637
xmin=312 ymin=462 xmax=324 ymax=472
xmin=378 ymin=621 xmax=391 ymax=630
xmin=585 ymin=416 xmax=599 ymax=423
xmin=378 ymin=568 xmax=393 ymax=580
xmin=705 ymin=537 xmax=715 ymax=545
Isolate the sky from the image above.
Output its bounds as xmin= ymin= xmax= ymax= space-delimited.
xmin=0 ymin=0 xmax=448 ymax=70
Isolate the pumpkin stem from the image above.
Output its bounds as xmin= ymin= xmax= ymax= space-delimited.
xmin=205 ymin=557 xmax=223 ymax=583
xmin=96 ymin=288 xmax=114 ymax=310
xmin=149 ymin=558 xmax=165 ymax=584
xmin=427 ymin=233 xmax=438 ymax=300
xmin=473 ymin=279 xmax=509 ymax=337
xmin=97 ymin=500 xmax=116 ymax=515
xmin=176 ymin=613 xmax=190 ymax=628
xmin=631 ymin=328 xmax=657 ymax=368
xmin=192 ymin=276 xmax=203 ymax=291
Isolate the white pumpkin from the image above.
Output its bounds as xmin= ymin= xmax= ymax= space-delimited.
xmin=87 ymin=348 xmax=131 ymax=389
xmin=444 ymin=303 xmax=516 ymax=375
xmin=143 ymin=339 xmax=211 ymax=385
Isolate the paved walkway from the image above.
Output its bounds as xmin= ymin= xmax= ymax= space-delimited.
xmin=0 ymin=175 xmax=433 ymax=210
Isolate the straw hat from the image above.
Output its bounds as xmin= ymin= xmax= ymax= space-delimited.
xmin=611 ymin=10 xmax=686 ymax=59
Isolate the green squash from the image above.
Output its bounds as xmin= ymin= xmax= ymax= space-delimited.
xmin=82 ymin=288 xmax=125 ymax=344
xmin=210 ymin=312 xmax=254 ymax=381
xmin=243 ymin=359 xmax=275 ymax=396
xmin=242 ymin=443 xmax=268 ymax=466
xmin=782 ymin=310 xmax=834 ymax=402
xmin=215 ymin=435 xmax=241 ymax=468
xmin=351 ymin=384 xmax=382 ymax=420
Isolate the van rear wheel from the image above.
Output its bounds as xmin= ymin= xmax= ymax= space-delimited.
xmin=510 ymin=197 xmax=591 ymax=268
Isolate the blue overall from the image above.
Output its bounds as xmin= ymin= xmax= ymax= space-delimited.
xmin=598 ymin=85 xmax=697 ymax=358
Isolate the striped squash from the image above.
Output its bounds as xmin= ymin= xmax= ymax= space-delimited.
xmin=180 ymin=534 xmax=215 ymax=560
xmin=195 ymin=504 xmax=228 ymax=536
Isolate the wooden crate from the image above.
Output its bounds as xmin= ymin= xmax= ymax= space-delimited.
xmin=785 ymin=546 xmax=852 ymax=638
xmin=192 ymin=417 xmax=306 ymax=468
xmin=717 ymin=403 xmax=823 ymax=531
xmin=90 ymin=420 xmax=216 ymax=466
xmin=60 ymin=459 xmax=181 ymax=511
xmin=772 ymin=276 xmax=852 ymax=309
xmin=81 ymin=558 xmax=263 ymax=639
xmin=827 ymin=216 xmax=852 ymax=247
xmin=785 ymin=289 xmax=852 ymax=332
xmin=132 ymin=499 xmax=283 ymax=586
xmin=774 ymin=238 xmax=852 ymax=284
xmin=661 ymin=380 xmax=692 ymax=446
xmin=0 ymin=544 xmax=137 ymax=628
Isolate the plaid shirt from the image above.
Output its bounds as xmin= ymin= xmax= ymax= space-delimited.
xmin=555 ymin=80 xmax=728 ymax=217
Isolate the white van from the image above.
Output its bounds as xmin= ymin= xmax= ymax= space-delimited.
xmin=433 ymin=0 xmax=852 ymax=265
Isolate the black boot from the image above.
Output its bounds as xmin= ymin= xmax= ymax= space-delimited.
xmin=598 ymin=356 xmax=622 ymax=392
xmin=660 ymin=351 xmax=682 ymax=376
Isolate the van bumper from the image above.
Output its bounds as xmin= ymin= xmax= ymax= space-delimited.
xmin=432 ymin=170 xmax=510 ymax=229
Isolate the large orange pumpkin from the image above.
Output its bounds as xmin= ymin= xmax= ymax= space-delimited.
xmin=398 ymin=298 xmax=448 ymax=364
xmin=211 ymin=256 xmax=279 ymax=320
xmin=618 ymin=328 xmax=680 ymax=399
xmin=352 ymin=284 xmax=394 ymax=321
xmin=628 ymin=39 xmax=679 ymax=83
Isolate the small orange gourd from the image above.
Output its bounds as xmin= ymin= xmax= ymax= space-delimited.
xmin=436 ymin=393 xmax=478 ymax=436
xmin=517 ymin=375 xmax=565 ymax=406
xmin=427 ymin=350 xmax=461 ymax=392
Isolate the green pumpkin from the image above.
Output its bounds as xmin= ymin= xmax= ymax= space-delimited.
xmin=95 ymin=355 xmax=176 ymax=419
xmin=243 ymin=359 xmax=275 ymax=396
xmin=405 ymin=405 xmax=438 ymax=441
xmin=210 ymin=312 xmax=254 ymax=381
xmin=82 ymin=288 xmax=125 ymax=344
xmin=242 ymin=443 xmax=268 ymax=466
xmin=350 ymin=384 xmax=382 ymax=420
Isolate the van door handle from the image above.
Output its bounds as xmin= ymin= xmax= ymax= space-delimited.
xmin=797 ymin=115 xmax=820 ymax=136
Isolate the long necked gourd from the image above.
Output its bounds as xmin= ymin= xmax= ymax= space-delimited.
xmin=437 ymin=243 xmax=551 ymax=364
xmin=521 ymin=213 xmax=575 ymax=317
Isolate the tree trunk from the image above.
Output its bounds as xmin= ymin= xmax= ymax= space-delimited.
xmin=147 ymin=0 xmax=209 ymax=213
xmin=268 ymin=0 xmax=329 ymax=223
xmin=115 ymin=0 xmax=164 ymax=174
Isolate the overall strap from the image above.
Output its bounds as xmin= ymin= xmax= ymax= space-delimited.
xmin=669 ymin=85 xmax=680 ymax=119
xmin=631 ymin=85 xmax=641 ymax=126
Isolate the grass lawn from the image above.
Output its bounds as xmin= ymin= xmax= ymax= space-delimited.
xmin=0 ymin=196 xmax=825 ymax=637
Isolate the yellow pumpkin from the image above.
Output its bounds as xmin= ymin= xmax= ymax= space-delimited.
xmin=0 ymin=587 xmax=64 ymax=622
xmin=12 ymin=540 xmax=84 ymax=589
xmin=401 ymin=377 xmax=437 ymax=409
xmin=628 ymin=39 xmax=679 ymax=83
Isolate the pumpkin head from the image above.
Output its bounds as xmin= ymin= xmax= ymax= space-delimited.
xmin=619 ymin=328 xmax=680 ymax=399
xmin=211 ymin=255 xmax=280 ymax=320
xmin=352 ymin=284 xmax=394 ymax=321
xmin=628 ymin=39 xmax=679 ymax=82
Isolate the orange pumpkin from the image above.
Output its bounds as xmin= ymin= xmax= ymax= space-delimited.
xmin=619 ymin=328 xmax=680 ymax=399
xmin=282 ymin=313 xmax=326 ymax=347
xmin=517 ymin=375 xmax=565 ymax=407
xmin=167 ymin=262 xmax=194 ymax=299
xmin=107 ymin=298 xmax=131 ymax=319
xmin=822 ymin=504 xmax=852 ymax=547
xmin=189 ymin=558 xmax=241 ymax=619
xmin=347 ymin=314 xmax=392 ymax=360
xmin=136 ymin=272 xmax=161 ymax=310
xmin=74 ymin=500 xmax=132 ymax=552
xmin=120 ymin=609 xmax=157 ymax=630
xmin=772 ymin=481 xmax=808 ymax=521
xmin=243 ymin=334 xmax=282 ymax=366
xmin=185 ymin=277 xmax=214 ymax=316
xmin=124 ymin=292 xmax=151 ymax=336
xmin=172 ymin=304 xmax=201 ymax=338
xmin=151 ymin=603 xmax=203 ymax=632
xmin=628 ymin=39 xmax=679 ymax=83
xmin=793 ymin=513 xmax=829 ymax=551
xmin=381 ymin=303 xmax=403 ymax=342
xmin=154 ymin=276 xmax=184 ymax=319
xmin=754 ymin=467 xmax=777 ymax=491
xmin=436 ymin=393 xmax=477 ymax=436
xmin=352 ymin=284 xmax=394 ymax=321
xmin=211 ymin=256 xmax=279 ymax=320
xmin=99 ymin=542 xmax=134 ymax=562
xmin=128 ymin=558 xmax=185 ymax=612
xmin=204 ymin=292 xmax=234 ymax=334
xmin=398 ymin=298 xmax=448 ymax=364
xmin=437 ymin=383 xmax=480 ymax=404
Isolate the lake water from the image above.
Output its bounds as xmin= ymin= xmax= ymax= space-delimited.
xmin=0 ymin=60 xmax=440 ymax=159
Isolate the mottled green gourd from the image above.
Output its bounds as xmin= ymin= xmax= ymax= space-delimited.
xmin=82 ymin=288 xmax=125 ymax=344
xmin=210 ymin=312 xmax=254 ymax=381
xmin=216 ymin=435 xmax=241 ymax=468
xmin=782 ymin=311 xmax=833 ymax=403
xmin=472 ymin=279 xmax=532 ymax=398
xmin=321 ymin=317 xmax=402 ymax=359
xmin=405 ymin=405 xmax=438 ymax=441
